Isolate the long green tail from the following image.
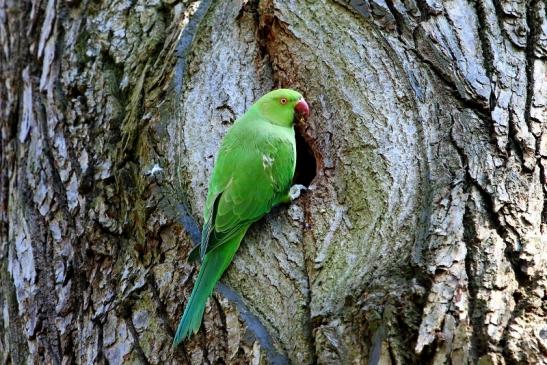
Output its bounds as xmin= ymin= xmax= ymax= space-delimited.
xmin=173 ymin=237 xmax=242 ymax=345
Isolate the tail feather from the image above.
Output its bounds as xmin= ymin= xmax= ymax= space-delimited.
xmin=173 ymin=237 xmax=242 ymax=346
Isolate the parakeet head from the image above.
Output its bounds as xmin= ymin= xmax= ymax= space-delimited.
xmin=255 ymin=88 xmax=309 ymax=127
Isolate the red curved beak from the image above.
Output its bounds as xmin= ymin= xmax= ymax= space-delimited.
xmin=295 ymin=99 xmax=309 ymax=119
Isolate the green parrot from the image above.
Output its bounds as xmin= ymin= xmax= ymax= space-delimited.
xmin=173 ymin=89 xmax=310 ymax=345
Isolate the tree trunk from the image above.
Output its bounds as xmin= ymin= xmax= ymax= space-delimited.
xmin=1 ymin=0 xmax=546 ymax=364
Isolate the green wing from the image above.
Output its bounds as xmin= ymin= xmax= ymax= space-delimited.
xmin=189 ymin=119 xmax=295 ymax=262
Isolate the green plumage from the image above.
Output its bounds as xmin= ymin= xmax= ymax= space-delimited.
xmin=173 ymin=89 xmax=307 ymax=345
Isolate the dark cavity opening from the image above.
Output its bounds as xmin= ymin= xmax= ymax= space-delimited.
xmin=293 ymin=129 xmax=317 ymax=187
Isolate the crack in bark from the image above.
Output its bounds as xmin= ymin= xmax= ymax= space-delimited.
xmin=411 ymin=28 xmax=491 ymax=119
xmin=491 ymin=0 xmax=516 ymax=47
xmin=146 ymin=272 xmax=191 ymax=363
xmin=96 ymin=321 xmax=105 ymax=365
xmin=463 ymin=195 xmax=487 ymax=362
xmin=449 ymin=109 xmax=542 ymax=363
xmin=472 ymin=0 xmax=515 ymax=157
xmin=449 ymin=115 xmax=518 ymax=361
xmin=199 ymin=315 xmax=210 ymax=363
xmin=125 ymin=315 xmax=151 ymax=365
xmin=176 ymin=202 xmax=202 ymax=247
xmin=474 ymin=0 xmax=496 ymax=82
xmin=302 ymin=244 xmax=318 ymax=365
xmin=14 ymin=99 xmax=66 ymax=364
xmin=0 ymin=261 xmax=30 ymax=364
xmin=383 ymin=0 xmax=405 ymax=35
xmin=528 ymin=0 xmax=547 ymax=227
xmin=216 ymin=283 xmax=290 ymax=365
xmin=173 ymin=0 xmax=214 ymax=94
xmin=506 ymin=110 xmax=527 ymax=170
xmin=31 ymin=216 xmax=63 ymax=364
xmin=414 ymin=0 xmax=442 ymax=21
xmin=211 ymin=295 xmax=229 ymax=358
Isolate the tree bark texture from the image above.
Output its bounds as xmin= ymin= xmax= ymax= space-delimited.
xmin=1 ymin=0 xmax=546 ymax=364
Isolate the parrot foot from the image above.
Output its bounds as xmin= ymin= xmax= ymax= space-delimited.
xmin=289 ymin=184 xmax=309 ymax=201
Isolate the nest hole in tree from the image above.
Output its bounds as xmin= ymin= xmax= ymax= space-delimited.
xmin=293 ymin=128 xmax=317 ymax=187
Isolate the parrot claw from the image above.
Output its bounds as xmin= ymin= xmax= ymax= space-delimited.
xmin=289 ymin=184 xmax=309 ymax=200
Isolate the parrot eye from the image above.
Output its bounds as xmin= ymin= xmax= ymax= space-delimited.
xmin=280 ymin=98 xmax=288 ymax=105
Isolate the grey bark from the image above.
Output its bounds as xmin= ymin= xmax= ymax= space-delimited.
xmin=1 ymin=0 xmax=546 ymax=364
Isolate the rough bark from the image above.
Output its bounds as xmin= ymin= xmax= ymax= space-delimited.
xmin=1 ymin=0 xmax=546 ymax=364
